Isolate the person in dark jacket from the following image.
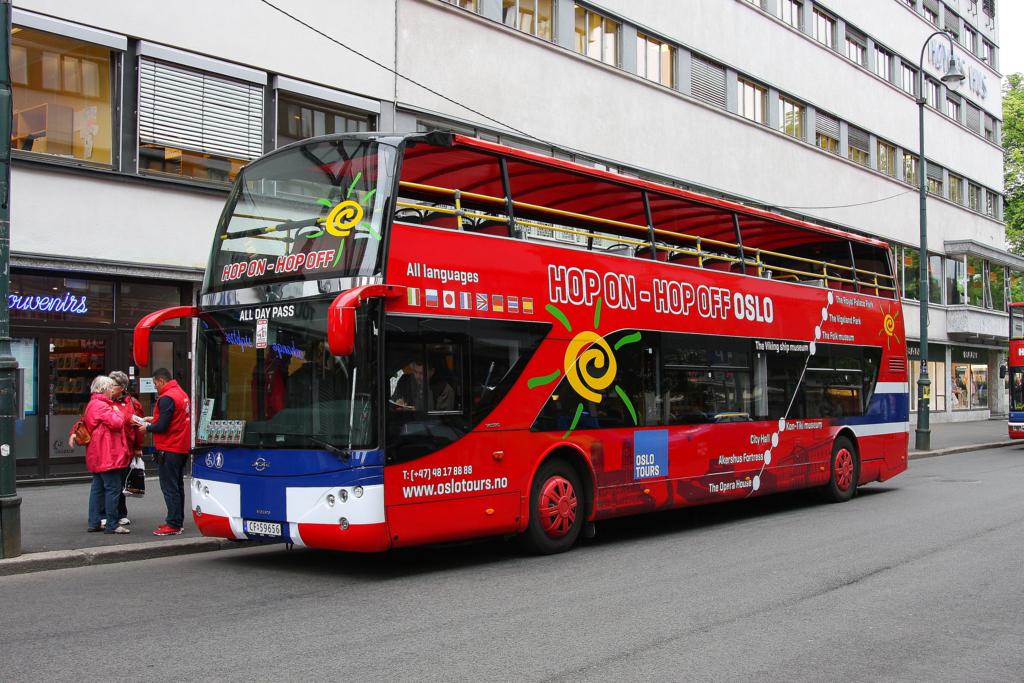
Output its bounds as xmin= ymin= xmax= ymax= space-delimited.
xmin=142 ymin=368 xmax=192 ymax=536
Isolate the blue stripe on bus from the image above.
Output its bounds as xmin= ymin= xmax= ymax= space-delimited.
xmin=192 ymin=448 xmax=385 ymax=526
xmin=1009 ymin=411 xmax=1024 ymax=421
xmin=834 ymin=391 xmax=909 ymax=427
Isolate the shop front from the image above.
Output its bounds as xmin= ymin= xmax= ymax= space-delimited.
xmin=908 ymin=341 xmax=947 ymax=414
xmin=910 ymin=341 xmax=1002 ymax=419
xmin=10 ymin=269 xmax=194 ymax=481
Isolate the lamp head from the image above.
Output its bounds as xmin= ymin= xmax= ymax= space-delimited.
xmin=942 ymin=55 xmax=966 ymax=85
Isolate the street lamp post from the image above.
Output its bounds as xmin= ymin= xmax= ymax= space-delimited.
xmin=915 ymin=31 xmax=965 ymax=452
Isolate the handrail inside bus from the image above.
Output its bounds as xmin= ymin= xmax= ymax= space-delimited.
xmin=396 ymin=181 xmax=896 ymax=296
xmin=328 ymin=284 xmax=406 ymax=357
xmin=133 ymin=306 xmax=200 ymax=367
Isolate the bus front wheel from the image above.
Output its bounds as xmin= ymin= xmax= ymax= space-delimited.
xmin=520 ymin=459 xmax=584 ymax=554
xmin=823 ymin=436 xmax=858 ymax=503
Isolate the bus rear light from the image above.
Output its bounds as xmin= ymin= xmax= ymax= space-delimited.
xmin=353 ymin=486 xmax=364 ymax=498
xmin=485 ymin=508 xmax=494 ymax=515
xmin=492 ymin=450 xmax=504 ymax=461
xmin=339 ymin=517 xmax=350 ymax=530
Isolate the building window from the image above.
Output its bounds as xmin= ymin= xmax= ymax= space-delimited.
xmin=946 ymin=256 xmax=965 ymax=305
xmin=443 ymin=0 xmax=478 ymax=9
xmin=848 ymin=126 xmax=870 ymax=166
xmin=574 ymin=5 xmax=618 ymax=66
xmin=981 ymin=39 xmax=993 ymax=63
xmin=962 ymin=25 xmax=977 ymax=53
xmin=10 ymin=26 xmax=114 ymax=165
xmin=816 ymin=132 xmax=839 ymax=154
xmin=991 ymin=263 xmax=1006 ymax=312
xmin=946 ymin=96 xmax=961 ymax=120
xmin=737 ymin=79 xmax=767 ymax=124
xmin=778 ymin=96 xmax=803 ymax=139
xmin=984 ymin=114 xmax=996 ymax=143
xmin=845 ymin=30 xmax=866 ymax=66
xmin=277 ymin=95 xmax=373 ymax=148
xmin=968 ymin=182 xmax=981 ymax=211
xmin=924 ymin=6 xmax=938 ymax=24
xmin=949 ymin=174 xmax=963 ymax=203
xmin=986 ymin=191 xmax=995 ymax=218
xmin=926 ymin=164 xmax=943 ymax=196
xmin=877 ymin=140 xmax=897 ymax=176
xmin=778 ymin=0 xmax=802 ymax=28
xmin=929 ymin=253 xmax=943 ymax=305
xmin=902 ymin=246 xmax=920 ymax=300
xmin=903 ymin=152 xmax=918 ymax=185
xmin=967 ymin=255 xmax=985 ymax=307
xmin=900 ymin=62 xmax=916 ymax=95
xmin=925 ymin=78 xmax=940 ymax=109
xmin=636 ymin=34 xmax=674 ymax=87
xmin=874 ymin=46 xmax=892 ymax=80
xmin=502 ymin=0 xmax=554 ymax=41
xmin=138 ymin=59 xmax=264 ymax=184
xmin=812 ymin=8 xmax=835 ymax=48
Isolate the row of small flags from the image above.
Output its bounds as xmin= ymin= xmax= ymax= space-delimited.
xmin=406 ymin=288 xmax=535 ymax=314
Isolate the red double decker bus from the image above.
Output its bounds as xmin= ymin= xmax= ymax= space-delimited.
xmin=1008 ymin=302 xmax=1024 ymax=438
xmin=136 ymin=132 xmax=909 ymax=554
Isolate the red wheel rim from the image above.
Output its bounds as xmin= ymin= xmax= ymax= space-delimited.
xmin=537 ymin=475 xmax=578 ymax=539
xmin=835 ymin=448 xmax=854 ymax=491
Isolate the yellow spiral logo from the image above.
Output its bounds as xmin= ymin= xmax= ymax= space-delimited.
xmin=563 ymin=331 xmax=617 ymax=403
xmin=325 ymin=200 xmax=364 ymax=237
xmin=883 ymin=313 xmax=896 ymax=336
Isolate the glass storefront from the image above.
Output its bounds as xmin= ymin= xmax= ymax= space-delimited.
xmin=951 ymin=347 xmax=988 ymax=410
xmin=10 ymin=269 xmax=193 ymax=480
xmin=908 ymin=342 xmax=946 ymax=413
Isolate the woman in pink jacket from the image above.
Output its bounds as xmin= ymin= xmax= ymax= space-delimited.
xmin=85 ymin=375 xmax=132 ymax=534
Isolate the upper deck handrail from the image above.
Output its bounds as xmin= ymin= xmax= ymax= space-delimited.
xmin=396 ymin=180 xmax=896 ymax=294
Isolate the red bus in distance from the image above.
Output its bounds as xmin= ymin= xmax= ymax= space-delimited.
xmin=1008 ymin=302 xmax=1024 ymax=438
xmin=136 ymin=132 xmax=909 ymax=554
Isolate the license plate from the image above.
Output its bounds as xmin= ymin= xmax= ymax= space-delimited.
xmin=245 ymin=520 xmax=282 ymax=537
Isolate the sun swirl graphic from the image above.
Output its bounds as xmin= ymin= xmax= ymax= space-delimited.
xmin=300 ymin=171 xmax=382 ymax=267
xmin=527 ymin=297 xmax=642 ymax=438
xmin=878 ymin=302 xmax=902 ymax=350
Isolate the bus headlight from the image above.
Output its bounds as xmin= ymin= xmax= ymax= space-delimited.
xmin=194 ymin=480 xmax=202 ymax=492
xmin=339 ymin=517 xmax=350 ymax=530
xmin=326 ymin=494 xmax=336 ymax=507
xmin=338 ymin=489 xmax=348 ymax=503
xmin=195 ymin=506 xmax=203 ymax=517
xmin=353 ymin=486 xmax=364 ymax=499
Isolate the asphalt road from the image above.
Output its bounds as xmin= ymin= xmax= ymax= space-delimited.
xmin=2 ymin=448 xmax=1023 ymax=681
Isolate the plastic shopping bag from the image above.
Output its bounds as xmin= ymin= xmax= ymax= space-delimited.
xmin=123 ymin=456 xmax=146 ymax=497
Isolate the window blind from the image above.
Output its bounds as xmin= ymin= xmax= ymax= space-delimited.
xmin=139 ymin=58 xmax=264 ymax=160
xmin=690 ymin=56 xmax=726 ymax=109
xmin=848 ymin=126 xmax=870 ymax=152
xmin=816 ymin=111 xmax=840 ymax=139
xmin=926 ymin=162 xmax=943 ymax=181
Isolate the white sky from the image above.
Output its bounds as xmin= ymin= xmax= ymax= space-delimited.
xmin=998 ymin=2 xmax=1024 ymax=76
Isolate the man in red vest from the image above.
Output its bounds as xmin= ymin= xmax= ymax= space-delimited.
xmin=143 ymin=368 xmax=192 ymax=536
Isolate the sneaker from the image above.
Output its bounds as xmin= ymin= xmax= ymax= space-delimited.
xmin=118 ymin=517 xmax=131 ymax=526
xmin=86 ymin=526 xmax=102 ymax=533
xmin=100 ymin=519 xmax=107 ymax=529
xmin=105 ymin=526 xmax=130 ymax=535
xmin=153 ymin=525 xmax=183 ymax=536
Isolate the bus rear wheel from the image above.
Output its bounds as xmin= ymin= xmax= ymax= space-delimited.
xmin=822 ymin=436 xmax=858 ymax=503
xmin=520 ymin=459 xmax=584 ymax=555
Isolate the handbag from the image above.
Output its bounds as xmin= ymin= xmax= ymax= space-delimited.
xmin=123 ymin=456 xmax=146 ymax=497
xmin=72 ymin=420 xmax=91 ymax=446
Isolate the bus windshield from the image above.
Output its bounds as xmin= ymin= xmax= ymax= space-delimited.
xmin=205 ymin=137 xmax=397 ymax=294
xmin=196 ymin=299 xmax=379 ymax=451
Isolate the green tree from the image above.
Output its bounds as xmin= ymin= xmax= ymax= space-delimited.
xmin=1005 ymin=73 xmax=1024 ymax=255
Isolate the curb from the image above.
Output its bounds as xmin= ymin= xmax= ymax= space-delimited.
xmin=0 ymin=537 xmax=252 ymax=577
xmin=910 ymin=440 xmax=1019 ymax=460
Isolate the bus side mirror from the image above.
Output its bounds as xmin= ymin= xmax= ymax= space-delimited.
xmin=1000 ymin=364 xmax=1007 ymax=379
xmin=327 ymin=285 xmax=405 ymax=356
xmin=134 ymin=306 xmax=199 ymax=366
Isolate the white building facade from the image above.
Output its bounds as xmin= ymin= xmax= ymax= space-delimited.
xmin=8 ymin=0 xmax=1007 ymax=479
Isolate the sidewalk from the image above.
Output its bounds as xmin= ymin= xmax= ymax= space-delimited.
xmin=1 ymin=418 xmax=1020 ymax=574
